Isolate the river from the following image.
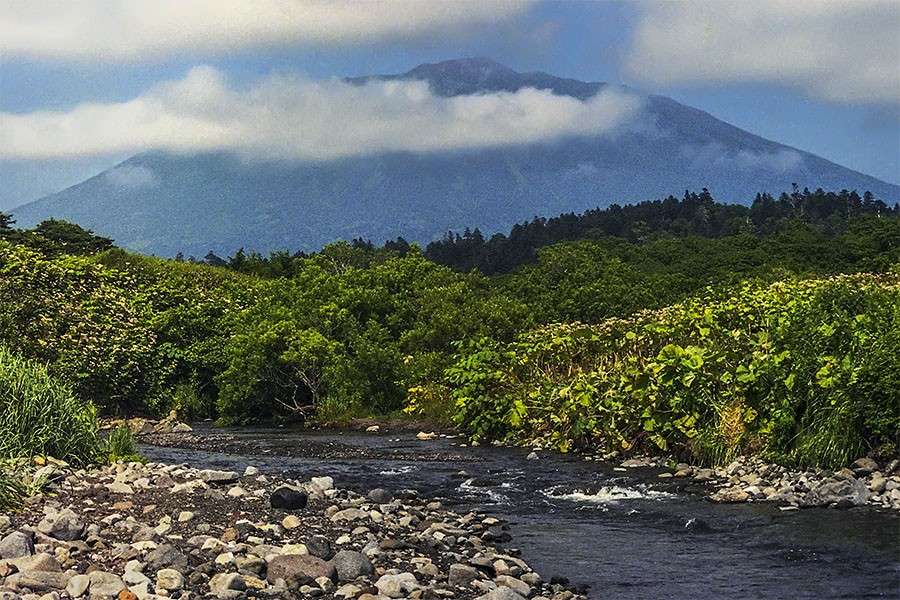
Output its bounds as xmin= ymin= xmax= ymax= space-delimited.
xmin=141 ymin=427 xmax=900 ymax=599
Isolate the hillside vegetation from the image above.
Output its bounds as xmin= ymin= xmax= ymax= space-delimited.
xmin=0 ymin=189 xmax=897 ymax=467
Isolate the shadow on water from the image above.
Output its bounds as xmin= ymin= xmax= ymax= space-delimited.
xmin=141 ymin=427 xmax=900 ymax=600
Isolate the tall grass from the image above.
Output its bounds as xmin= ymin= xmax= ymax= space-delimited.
xmin=0 ymin=346 xmax=101 ymax=464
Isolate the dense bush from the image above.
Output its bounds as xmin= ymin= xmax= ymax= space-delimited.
xmin=0 ymin=345 xmax=101 ymax=464
xmin=449 ymin=273 xmax=900 ymax=467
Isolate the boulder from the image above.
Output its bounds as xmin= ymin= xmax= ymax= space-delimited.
xmin=0 ymin=532 xmax=34 ymax=559
xmin=375 ymin=573 xmax=420 ymax=598
xmin=804 ymin=479 xmax=870 ymax=508
xmin=269 ymin=486 xmax=308 ymax=510
xmin=145 ymin=544 xmax=188 ymax=572
xmin=448 ymin=563 xmax=480 ymax=587
xmin=266 ymin=554 xmax=335 ymax=586
xmin=330 ymin=550 xmax=373 ymax=582
xmin=86 ymin=571 xmax=126 ymax=598
xmin=36 ymin=509 xmax=84 ymax=541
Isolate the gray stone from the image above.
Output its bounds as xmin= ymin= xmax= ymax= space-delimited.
xmin=155 ymin=568 xmax=185 ymax=592
xmin=330 ymin=550 xmax=373 ymax=582
xmin=367 ymin=488 xmax=393 ymax=504
xmin=851 ymin=457 xmax=879 ymax=475
xmin=448 ymin=563 xmax=480 ymax=587
xmin=65 ymin=574 xmax=90 ymax=597
xmin=145 ymin=544 xmax=188 ymax=572
xmin=375 ymin=573 xmax=420 ymax=598
xmin=5 ymin=571 xmax=71 ymax=592
xmin=209 ymin=573 xmax=246 ymax=596
xmin=495 ymin=575 xmax=531 ymax=596
xmin=267 ymin=554 xmax=335 ymax=585
xmin=804 ymin=479 xmax=870 ymax=507
xmin=476 ymin=588 xmax=527 ymax=600
xmin=36 ymin=509 xmax=84 ymax=541
xmin=198 ymin=469 xmax=240 ymax=484
xmin=85 ymin=571 xmax=125 ymax=598
xmin=0 ymin=532 xmax=34 ymax=559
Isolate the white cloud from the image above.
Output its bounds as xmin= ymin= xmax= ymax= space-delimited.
xmin=682 ymin=143 xmax=803 ymax=173
xmin=0 ymin=0 xmax=530 ymax=61
xmin=627 ymin=0 xmax=900 ymax=105
xmin=0 ymin=66 xmax=643 ymax=160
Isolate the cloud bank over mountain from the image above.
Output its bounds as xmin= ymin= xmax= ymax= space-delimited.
xmin=0 ymin=0 xmax=530 ymax=61
xmin=0 ymin=66 xmax=642 ymax=161
xmin=628 ymin=0 xmax=900 ymax=105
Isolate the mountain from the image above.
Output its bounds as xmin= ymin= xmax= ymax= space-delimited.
xmin=12 ymin=58 xmax=899 ymax=257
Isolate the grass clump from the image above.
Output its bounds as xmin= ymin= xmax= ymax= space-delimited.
xmin=0 ymin=345 xmax=101 ymax=465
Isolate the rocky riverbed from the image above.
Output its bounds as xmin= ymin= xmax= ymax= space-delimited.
xmin=0 ymin=460 xmax=584 ymax=600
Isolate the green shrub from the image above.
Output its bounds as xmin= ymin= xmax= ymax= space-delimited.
xmin=104 ymin=427 xmax=142 ymax=463
xmin=448 ymin=273 xmax=900 ymax=467
xmin=0 ymin=345 xmax=101 ymax=464
xmin=0 ymin=470 xmax=25 ymax=511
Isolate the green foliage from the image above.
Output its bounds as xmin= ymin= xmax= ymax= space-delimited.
xmin=0 ymin=470 xmax=25 ymax=511
xmin=449 ymin=274 xmax=900 ymax=467
xmin=104 ymin=427 xmax=142 ymax=463
xmin=0 ymin=345 xmax=101 ymax=464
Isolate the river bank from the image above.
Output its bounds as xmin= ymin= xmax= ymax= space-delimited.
xmin=0 ymin=459 xmax=582 ymax=600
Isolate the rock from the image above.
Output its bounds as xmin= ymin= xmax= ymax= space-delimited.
xmin=693 ymin=468 xmax=716 ymax=481
xmin=712 ymin=487 xmax=749 ymax=503
xmin=804 ymin=479 xmax=871 ymax=507
xmin=171 ymin=423 xmax=193 ymax=433
xmin=449 ymin=564 xmax=481 ymax=587
xmin=155 ymin=568 xmax=184 ymax=592
xmin=330 ymin=508 xmax=368 ymax=523
xmin=106 ymin=482 xmax=135 ymax=495
xmin=209 ymin=573 xmax=246 ymax=596
xmin=145 ymin=544 xmax=188 ymax=572
xmin=526 ymin=452 xmax=539 ymax=461
xmin=244 ymin=466 xmax=259 ymax=477
xmin=416 ymin=431 xmax=437 ymax=441
xmin=266 ymin=555 xmax=335 ymax=586
xmin=496 ymin=575 xmax=531 ymax=596
xmin=367 ymin=488 xmax=393 ymax=504
xmin=330 ymin=550 xmax=373 ymax=582
xmin=305 ymin=536 xmax=334 ymax=560
xmin=5 ymin=570 xmax=71 ymax=592
xmin=870 ymin=475 xmax=887 ymax=493
xmin=198 ymin=470 xmax=240 ymax=484
xmin=375 ymin=573 xmax=420 ymax=598
xmin=851 ymin=457 xmax=879 ymax=475
xmin=86 ymin=571 xmax=126 ymax=598
xmin=36 ymin=509 xmax=84 ymax=541
xmin=226 ymin=486 xmax=247 ymax=497
xmin=0 ymin=532 xmax=34 ymax=559
xmin=477 ymin=587 xmax=528 ymax=600
xmin=270 ymin=486 xmax=308 ymax=510
xmin=65 ymin=574 xmax=90 ymax=597
xmin=177 ymin=511 xmax=194 ymax=523
xmin=365 ymin=425 xmax=380 ymax=433
xmin=281 ymin=515 xmax=302 ymax=530
xmin=310 ymin=476 xmax=334 ymax=492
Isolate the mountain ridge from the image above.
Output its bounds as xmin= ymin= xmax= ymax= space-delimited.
xmin=12 ymin=58 xmax=899 ymax=257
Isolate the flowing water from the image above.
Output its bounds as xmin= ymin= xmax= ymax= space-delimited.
xmin=141 ymin=428 xmax=900 ymax=599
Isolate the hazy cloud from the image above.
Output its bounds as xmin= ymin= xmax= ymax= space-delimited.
xmin=627 ymin=1 xmax=900 ymax=105
xmin=104 ymin=165 xmax=159 ymax=188
xmin=0 ymin=0 xmax=530 ymax=62
xmin=0 ymin=66 xmax=643 ymax=161
xmin=682 ymin=143 xmax=803 ymax=173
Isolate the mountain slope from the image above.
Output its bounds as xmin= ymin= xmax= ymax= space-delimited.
xmin=13 ymin=58 xmax=898 ymax=257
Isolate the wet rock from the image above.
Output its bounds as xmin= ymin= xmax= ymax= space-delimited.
xmin=330 ymin=550 xmax=373 ymax=582
xmin=526 ymin=452 xmax=539 ymax=461
xmin=269 ymin=486 xmax=308 ymax=510
xmin=266 ymin=554 xmax=335 ymax=586
xmin=0 ymin=532 xmax=34 ymax=559
xmin=367 ymin=488 xmax=393 ymax=504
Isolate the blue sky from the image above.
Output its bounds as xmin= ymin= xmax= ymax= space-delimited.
xmin=0 ymin=0 xmax=897 ymax=210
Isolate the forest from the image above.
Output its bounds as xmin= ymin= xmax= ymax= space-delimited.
xmin=0 ymin=187 xmax=897 ymax=468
